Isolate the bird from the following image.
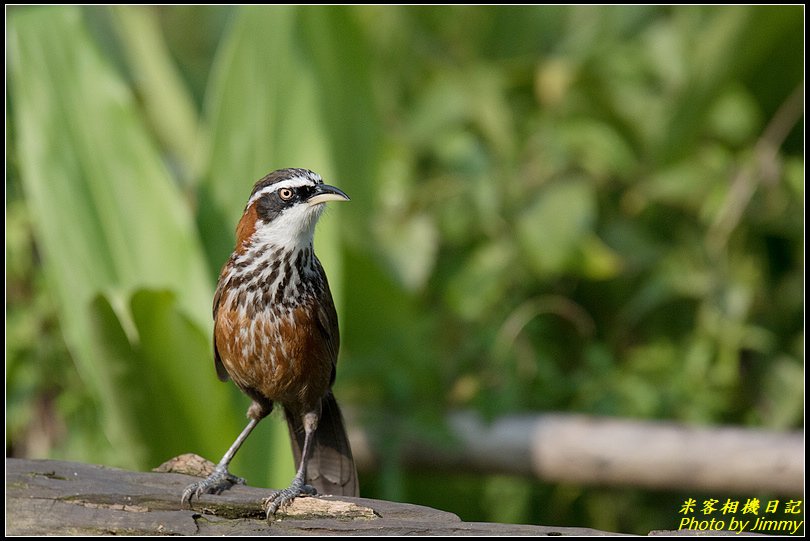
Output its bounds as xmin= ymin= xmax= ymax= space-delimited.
xmin=181 ymin=168 xmax=358 ymax=519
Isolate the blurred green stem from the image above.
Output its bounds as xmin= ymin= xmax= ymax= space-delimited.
xmin=707 ymin=83 xmax=804 ymax=257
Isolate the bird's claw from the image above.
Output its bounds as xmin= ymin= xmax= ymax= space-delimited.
xmin=181 ymin=467 xmax=245 ymax=507
xmin=263 ymin=478 xmax=317 ymax=519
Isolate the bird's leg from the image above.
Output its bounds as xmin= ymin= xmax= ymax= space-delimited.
xmin=181 ymin=417 xmax=260 ymax=506
xmin=263 ymin=412 xmax=318 ymax=519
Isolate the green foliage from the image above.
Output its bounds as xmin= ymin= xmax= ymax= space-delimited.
xmin=8 ymin=6 xmax=214 ymax=469
xmin=7 ymin=5 xmax=803 ymax=534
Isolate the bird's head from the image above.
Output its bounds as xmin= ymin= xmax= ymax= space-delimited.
xmin=234 ymin=168 xmax=350 ymax=252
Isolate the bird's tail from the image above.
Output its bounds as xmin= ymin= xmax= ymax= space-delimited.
xmin=284 ymin=392 xmax=359 ymax=497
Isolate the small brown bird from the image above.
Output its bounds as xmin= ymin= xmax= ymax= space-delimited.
xmin=181 ymin=168 xmax=358 ymax=518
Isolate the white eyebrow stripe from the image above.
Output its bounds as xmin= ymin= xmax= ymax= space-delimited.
xmin=246 ymin=176 xmax=321 ymax=207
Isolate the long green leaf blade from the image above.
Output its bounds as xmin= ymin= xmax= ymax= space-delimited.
xmin=9 ymin=6 xmax=217 ymax=467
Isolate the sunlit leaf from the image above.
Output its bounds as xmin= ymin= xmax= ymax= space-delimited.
xmin=110 ymin=6 xmax=202 ymax=184
xmin=577 ymin=235 xmax=623 ymax=280
xmin=516 ymin=178 xmax=596 ymax=277
xmin=445 ymin=242 xmax=516 ymax=320
xmin=9 ymin=6 xmax=212 ymax=467
xmin=558 ymin=119 xmax=637 ymax=178
xmin=375 ymin=212 xmax=439 ymax=291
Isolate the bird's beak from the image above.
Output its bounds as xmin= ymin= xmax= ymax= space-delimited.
xmin=307 ymin=184 xmax=351 ymax=206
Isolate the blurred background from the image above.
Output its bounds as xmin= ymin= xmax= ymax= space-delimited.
xmin=6 ymin=5 xmax=804 ymax=534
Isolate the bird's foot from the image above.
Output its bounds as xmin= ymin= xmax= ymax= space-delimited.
xmin=263 ymin=476 xmax=317 ymax=519
xmin=181 ymin=466 xmax=245 ymax=507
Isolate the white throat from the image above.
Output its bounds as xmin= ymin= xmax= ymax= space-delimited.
xmin=253 ymin=202 xmax=325 ymax=250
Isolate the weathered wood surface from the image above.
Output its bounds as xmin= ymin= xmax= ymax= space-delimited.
xmin=6 ymin=458 xmax=623 ymax=536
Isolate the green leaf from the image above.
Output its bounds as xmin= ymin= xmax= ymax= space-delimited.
xmin=558 ymin=119 xmax=637 ymax=178
xmin=86 ymin=293 xmax=151 ymax=466
xmin=516 ymin=179 xmax=597 ymax=277
xmin=298 ymin=6 xmax=380 ymax=228
xmin=87 ymin=290 xmax=239 ymax=467
xmin=375 ymin=212 xmax=439 ymax=291
xmin=9 ymin=6 xmax=212 ymax=467
xmin=129 ymin=289 xmax=240 ymax=463
xmin=577 ymin=235 xmax=623 ymax=280
xmin=110 ymin=6 xmax=202 ymax=184
xmin=445 ymin=242 xmax=515 ymax=320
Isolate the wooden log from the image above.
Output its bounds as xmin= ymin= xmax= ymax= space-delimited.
xmin=5 ymin=457 xmax=621 ymax=536
xmin=348 ymin=412 xmax=803 ymax=495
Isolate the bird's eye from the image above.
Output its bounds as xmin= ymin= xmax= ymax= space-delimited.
xmin=278 ymin=188 xmax=294 ymax=201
